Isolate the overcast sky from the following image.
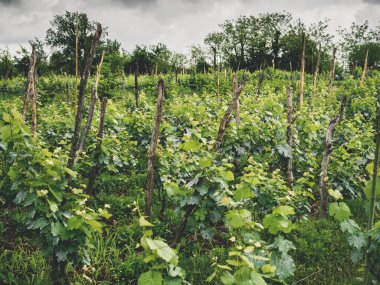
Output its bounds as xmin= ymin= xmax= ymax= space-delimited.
xmin=0 ymin=0 xmax=379 ymax=55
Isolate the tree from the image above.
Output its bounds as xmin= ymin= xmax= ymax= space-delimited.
xmin=204 ymin=32 xmax=224 ymax=69
xmin=0 ymin=48 xmax=15 ymax=79
xmin=338 ymin=21 xmax=380 ymax=71
xmin=46 ymin=11 xmax=107 ymax=74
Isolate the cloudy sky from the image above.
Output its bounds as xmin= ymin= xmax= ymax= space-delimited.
xmin=0 ymin=0 xmax=379 ymax=54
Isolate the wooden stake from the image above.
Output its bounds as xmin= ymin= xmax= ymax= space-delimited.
xmin=31 ymin=65 xmax=38 ymax=136
xmin=361 ymin=49 xmax=369 ymax=85
xmin=299 ymin=32 xmax=305 ymax=109
xmin=86 ymin=97 xmax=108 ymax=195
xmin=145 ymin=79 xmax=165 ymax=218
xmin=286 ymin=86 xmax=294 ymax=188
xmin=319 ymin=96 xmax=347 ymax=217
xmin=233 ymin=74 xmax=240 ymax=125
xmin=313 ymin=44 xmax=321 ymax=97
xmin=67 ymin=23 xmax=102 ymax=171
xmin=22 ymin=48 xmax=38 ymax=121
xmin=77 ymin=51 xmax=105 ymax=156
xmin=328 ymin=47 xmax=337 ymax=96
xmin=214 ymin=78 xmax=245 ymax=152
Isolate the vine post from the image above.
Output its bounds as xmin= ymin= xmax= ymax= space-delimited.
xmin=361 ymin=49 xmax=369 ymax=85
xmin=286 ymin=86 xmax=294 ymax=188
xmin=319 ymin=96 xmax=347 ymax=217
xmin=67 ymin=23 xmax=102 ymax=172
xmin=145 ymin=79 xmax=165 ymax=218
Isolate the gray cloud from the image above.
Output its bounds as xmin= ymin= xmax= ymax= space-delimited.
xmin=0 ymin=0 xmax=22 ymax=5
xmin=363 ymin=0 xmax=380 ymax=4
xmin=0 ymin=0 xmax=379 ymax=55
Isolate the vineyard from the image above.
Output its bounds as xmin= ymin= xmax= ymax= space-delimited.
xmin=0 ymin=9 xmax=380 ymax=285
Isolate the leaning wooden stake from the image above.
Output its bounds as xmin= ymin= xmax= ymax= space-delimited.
xmin=328 ymin=47 xmax=337 ymax=96
xmin=67 ymin=23 xmax=102 ymax=171
xmin=22 ymin=48 xmax=38 ymax=121
xmin=286 ymin=86 xmax=294 ymax=188
xmin=145 ymin=79 xmax=165 ymax=218
xmin=134 ymin=63 xmax=139 ymax=109
xmin=299 ymin=32 xmax=305 ymax=109
xmin=75 ymin=13 xmax=79 ymax=106
xmin=363 ymin=91 xmax=380 ymax=284
xmin=213 ymin=78 xmax=245 ymax=152
xmin=31 ymin=66 xmax=38 ymax=136
xmin=86 ymin=97 xmax=108 ymax=195
xmin=361 ymin=49 xmax=369 ymax=86
xmin=234 ymin=74 xmax=240 ymax=125
xmin=319 ymin=96 xmax=347 ymax=217
xmin=312 ymin=44 xmax=321 ymax=97
xmin=77 ymin=51 xmax=105 ymax=156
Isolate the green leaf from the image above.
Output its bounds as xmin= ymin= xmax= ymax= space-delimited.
xmin=51 ymin=222 xmax=64 ymax=236
xmin=14 ymin=191 xmax=27 ymax=204
xmin=221 ymin=170 xmax=235 ymax=181
xmin=163 ymin=277 xmax=182 ymax=285
xmin=165 ymin=182 xmax=180 ymax=197
xmin=340 ymin=219 xmax=360 ymax=234
xmin=63 ymin=167 xmax=77 ymax=179
xmin=328 ymin=189 xmax=343 ymax=200
xmin=234 ymin=185 xmax=254 ymax=200
xmin=220 ymin=271 xmax=235 ymax=285
xmin=250 ymin=271 xmax=267 ymax=285
xmin=364 ymin=178 xmax=380 ymax=200
xmin=139 ymin=216 xmax=154 ymax=227
xmin=200 ymin=157 xmax=212 ymax=168
xmin=28 ymin=218 xmax=49 ymax=230
xmin=47 ymin=199 xmax=58 ymax=213
xmin=225 ymin=209 xmax=252 ymax=229
xmin=348 ymin=233 xmax=366 ymax=249
xmin=85 ymin=219 xmax=102 ymax=232
xmin=329 ymin=202 xmax=351 ymax=222
xmin=271 ymin=252 xmax=295 ymax=279
xmin=272 ymin=206 xmax=295 ymax=216
xmin=277 ymin=143 xmax=291 ymax=158
xmin=273 ymin=236 xmax=295 ymax=254
xmin=138 ymin=271 xmax=163 ymax=285
xmin=181 ymin=140 xmax=201 ymax=152
xmin=66 ymin=216 xmax=83 ymax=230
xmin=146 ymin=238 xmax=178 ymax=266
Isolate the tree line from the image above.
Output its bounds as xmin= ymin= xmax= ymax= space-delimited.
xmin=0 ymin=11 xmax=379 ymax=79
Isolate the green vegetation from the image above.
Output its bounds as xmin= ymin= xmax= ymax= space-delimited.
xmin=0 ymin=9 xmax=379 ymax=285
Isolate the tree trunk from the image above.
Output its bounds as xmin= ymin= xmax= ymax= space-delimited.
xmin=319 ymin=96 xmax=347 ymax=217
xmin=299 ymin=32 xmax=305 ymax=109
xmin=77 ymin=51 xmax=105 ymax=157
xmin=86 ymin=97 xmax=107 ymax=195
xmin=363 ymin=91 xmax=380 ymax=284
xmin=22 ymin=48 xmax=38 ymax=121
xmin=145 ymin=79 xmax=165 ymax=218
xmin=328 ymin=47 xmax=337 ymax=96
xmin=286 ymin=86 xmax=294 ymax=188
xmin=313 ymin=44 xmax=321 ymax=97
xmin=134 ymin=63 xmax=139 ymax=109
xmin=213 ymin=78 xmax=245 ymax=152
xmin=67 ymin=23 xmax=102 ymax=172
xmin=361 ymin=49 xmax=369 ymax=85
